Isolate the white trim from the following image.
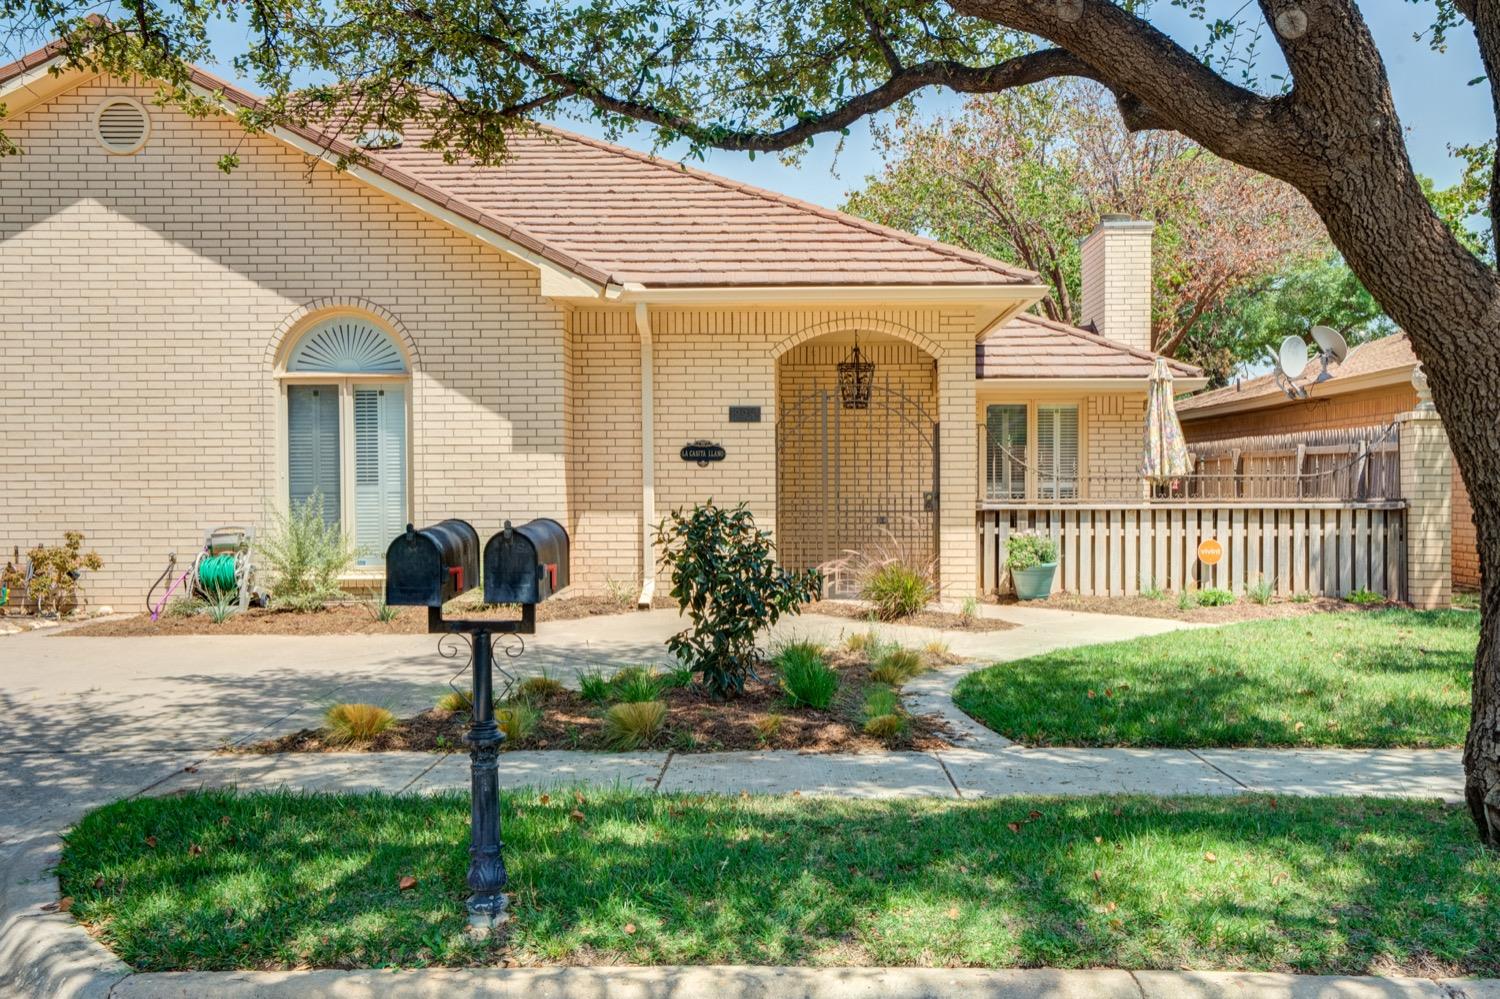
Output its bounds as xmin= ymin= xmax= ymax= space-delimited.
xmin=634 ymin=302 xmax=656 ymax=608
xmin=0 ymin=60 xmax=91 ymax=118
xmin=979 ymin=376 xmax=1209 ymax=395
xmin=603 ymin=283 xmax=1048 ymax=308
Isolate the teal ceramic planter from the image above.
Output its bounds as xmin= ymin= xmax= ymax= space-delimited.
xmin=1011 ymin=563 xmax=1058 ymax=600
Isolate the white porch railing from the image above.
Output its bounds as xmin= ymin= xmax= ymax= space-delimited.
xmin=978 ymin=502 xmax=1407 ymax=600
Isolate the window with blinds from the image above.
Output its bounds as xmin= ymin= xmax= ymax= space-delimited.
xmin=1037 ymin=405 xmax=1080 ymax=500
xmin=985 ymin=404 xmax=1028 ymax=500
xmin=353 ymin=385 xmax=408 ymax=567
xmin=287 ymin=385 xmax=341 ymax=526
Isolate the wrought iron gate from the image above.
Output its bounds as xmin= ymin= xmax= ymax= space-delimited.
xmin=776 ymin=381 xmax=939 ymax=595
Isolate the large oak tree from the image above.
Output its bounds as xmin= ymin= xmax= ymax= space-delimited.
xmin=5 ymin=0 xmax=1500 ymax=842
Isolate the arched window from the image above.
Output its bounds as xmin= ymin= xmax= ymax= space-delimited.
xmin=280 ymin=317 xmax=410 ymax=568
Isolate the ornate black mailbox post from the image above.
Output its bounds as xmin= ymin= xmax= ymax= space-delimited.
xmin=385 ymin=517 xmax=569 ymax=932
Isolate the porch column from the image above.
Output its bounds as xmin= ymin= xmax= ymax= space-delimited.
xmin=937 ymin=333 xmax=978 ymax=598
xmin=635 ymin=303 xmax=656 ymax=606
xmin=1397 ymin=403 xmax=1452 ymax=609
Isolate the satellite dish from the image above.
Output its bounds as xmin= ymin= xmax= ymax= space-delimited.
xmin=1310 ymin=325 xmax=1349 ymax=364
xmin=1278 ymin=335 xmax=1309 ymax=379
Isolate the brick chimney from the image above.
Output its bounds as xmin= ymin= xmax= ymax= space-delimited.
xmin=1079 ymin=214 xmax=1155 ymax=354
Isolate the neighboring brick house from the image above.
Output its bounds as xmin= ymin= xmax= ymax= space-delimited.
xmin=1177 ymin=333 xmax=1478 ymax=592
xmin=3 ymin=44 xmax=1212 ymax=607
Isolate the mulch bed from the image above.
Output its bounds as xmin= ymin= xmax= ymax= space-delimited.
xmin=237 ymin=650 xmax=952 ymax=755
xmin=61 ymin=593 xmax=677 ymax=637
xmin=998 ymin=591 xmax=1390 ymax=624
xmin=807 ymin=599 xmax=1017 ymax=632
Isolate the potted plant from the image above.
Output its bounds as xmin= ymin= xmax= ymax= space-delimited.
xmin=1005 ymin=533 xmax=1058 ymax=600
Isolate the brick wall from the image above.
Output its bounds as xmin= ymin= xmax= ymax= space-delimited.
xmin=1084 ymin=394 xmax=1147 ymax=493
xmin=1398 ymin=410 xmax=1453 ymax=609
xmin=1078 ymin=218 xmax=1154 ymax=355
xmin=1 ymin=77 xmax=567 ymax=606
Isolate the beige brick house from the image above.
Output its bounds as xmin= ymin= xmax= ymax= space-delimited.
xmin=2 ymin=45 xmax=1207 ymax=608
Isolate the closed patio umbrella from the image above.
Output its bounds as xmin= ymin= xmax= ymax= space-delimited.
xmin=1140 ymin=357 xmax=1192 ymax=486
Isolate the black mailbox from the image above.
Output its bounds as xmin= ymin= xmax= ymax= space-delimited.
xmin=385 ymin=519 xmax=480 ymax=607
xmin=483 ymin=518 xmax=569 ymax=605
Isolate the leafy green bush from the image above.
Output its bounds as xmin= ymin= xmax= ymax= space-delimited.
xmin=869 ymin=646 xmax=925 ymax=686
xmin=324 ymin=703 xmax=394 ymax=744
xmin=165 ymin=595 xmax=205 ymax=618
xmin=1198 ymin=588 xmax=1236 ymax=607
xmin=603 ymin=700 xmax=667 ymax=749
xmin=1346 ymin=587 xmax=1385 ymax=606
xmin=776 ymin=641 xmax=838 ymax=709
xmin=610 ymin=666 xmax=664 ymax=703
xmin=656 ymin=502 xmax=821 ymax=698
xmin=1005 ymin=533 xmax=1058 ymax=572
xmin=258 ymin=495 xmax=360 ymax=612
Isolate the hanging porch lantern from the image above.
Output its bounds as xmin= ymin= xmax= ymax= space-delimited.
xmin=836 ymin=335 xmax=875 ymax=409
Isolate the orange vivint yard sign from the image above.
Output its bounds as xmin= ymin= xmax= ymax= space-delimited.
xmin=1197 ymin=538 xmax=1223 ymax=566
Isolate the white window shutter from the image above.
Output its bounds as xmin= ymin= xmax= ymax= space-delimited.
xmin=287 ymin=385 xmax=341 ymax=525
xmin=1038 ymin=405 xmax=1079 ymax=499
xmin=985 ymin=404 xmax=1027 ymax=500
xmin=353 ymin=385 xmax=408 ymax=566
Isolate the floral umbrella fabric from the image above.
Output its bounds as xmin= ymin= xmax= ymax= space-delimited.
xmin=1140 ymin=357 xmax=1193 ymax=484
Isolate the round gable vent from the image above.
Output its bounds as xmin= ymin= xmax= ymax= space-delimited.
xmin=94 ymin=98 xmax=150 ymax=155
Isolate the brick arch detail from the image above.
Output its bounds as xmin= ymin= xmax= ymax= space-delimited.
xmin=770 ymin=318 xmax=941 ymax=361
xmin=267 ymin=297 xmax=420 ymax=371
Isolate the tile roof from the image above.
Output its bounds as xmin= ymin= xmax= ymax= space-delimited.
xmin=977 ymin=312 xmax=1202 ymax=380
xmin=2 ymin=47 xmax=1041 ymax=291
xmin=1177 ymin=332 xmax=1415 ymax=415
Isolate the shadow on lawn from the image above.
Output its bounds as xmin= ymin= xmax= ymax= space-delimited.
xmin=55 ymin=789 xmax=1500 ymax=976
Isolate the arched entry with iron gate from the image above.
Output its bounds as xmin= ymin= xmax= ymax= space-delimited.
xmin=775 ymin=334 xmax=940 ymax=595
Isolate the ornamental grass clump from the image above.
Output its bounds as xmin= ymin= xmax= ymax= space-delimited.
xmin=519 ymin=671 xmax=565 ymax=700
xmin=496 ymin=702 xmax=539 ymax=743
xmin=578 ymin=670 xmax=611 ymax=704
xmin=869 ymin=646 xmax=925 ymax=686
xmin=435 ymin=690 xmax=472 ymax=714
xmin=861 ymin=686 xmax=908 ymax=742
xmin=838 ymin=533 xmax=937 ymax=620
xmin=324 ymin=703 xmax=394 ymax=744
xmin=603 ymin=700 xmax=667 ymax=749
xmin=776 ymin=641 xmax=838 ymax=710
xmin=609 ymin=666 xmax=664 ymax=703
xmin=656 ymin=502 xmax=821 ymax=698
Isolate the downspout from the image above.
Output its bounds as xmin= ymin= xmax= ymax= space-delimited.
xmin=635 ymin=302 xmax=656 ymax=608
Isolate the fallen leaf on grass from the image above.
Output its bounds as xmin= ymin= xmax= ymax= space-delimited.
xmin=183 ymin=765 xmax=199 ymax=774
xmin=39 ymin=897 xmax=73 ymax=913
xmin=188 ymin=844 xmax=203 ymax=857
xmin=539 ymin=794 xmax=551 ymax=805
xmin=946 ymin=907 xmax=960 ymax=920
xmin=1006 ymin=822 xmax=1021 ymax=834
xmin=398 ymin=876 xmax=418 ymax=891
xmin=92 ymin=877 xmax=104 ymax=890
xmin=144 ymin=836 xmax=157 ymax=849
xmin=1271 ymin=872 xmax=1289 ymax=886
xmin=623 ymin=923 xmax=637 ymax=935
xmin=570 ymin=809 xmax=585 ymax=823
xmin=1203 ymin=852 xmax=1218 ymax=863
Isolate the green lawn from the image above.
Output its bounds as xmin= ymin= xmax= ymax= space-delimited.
xmin=953 ymin=610 xmax=1476 ymax=748
xmin=60 ymin=788 xmax=1500 ymax=975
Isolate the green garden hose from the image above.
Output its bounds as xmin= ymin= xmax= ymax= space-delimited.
xmin=197 ymin=554 xmax=239 ymax=595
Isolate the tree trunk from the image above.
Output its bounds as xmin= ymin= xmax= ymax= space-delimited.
xmin=1467 ymin=536 xmax=1500 ymax=845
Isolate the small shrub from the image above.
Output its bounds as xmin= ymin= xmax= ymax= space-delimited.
xmin=165 ymin=595 xmax=205 ymax=618
xmin=656 ymin=502 xmax=821 ymax=698
xmin=496 ymin=701 xmax=539 ymax=742
xmin=368 ymin=600 xmax=399 ymax=623
xmin=860 ymin=561 xmax=936 ymax=620
xmin=1141 ymin=584 xmax=1166 ymax=601
xmin=519 ymin=671 xmax=565 ymax=700
xmin=869 ymin=646 xmax=925 ymax=686
xmin=1178 ymin=590 xmax=1200 ymax=610
xmin=755 ymin=714 xmax=785 ymax=743
xmin=1 ymin=531 xmax=104 ymax=616
xmin=1004 ymin=532 xmax=1058 ymax=572
xmin=603 ymin=700 xmax=667 ymax=749
xmin=863 ymin=713 xmax=908 ymax=741
xmin=1291 ymin=592 xmax=1314 ymax=604
xmin=923 ymin=639 xmax=952 ymax=660
xmin=258 ymin=494 xmax=361 ymax=612
xmin=324 ymin=703 xmax=394 ymax=744
xmin=958 ymin=596 xmax=979 ymax=625
xmin=610 ymin=666 xmax=664 ymax=703
xmin=604 ymin=577 xmax=638 ymax=609
xmin=1198 ymin=587 xmax=1235 ymax=607
xmin=845 ymin=628 xmax=881 ymax=654
xmin=206 ymin=591 xmax=239 ymax=624
xmin=777 ymin=641 xmax=838 ymax=710
xmin=1247 ymin=577 xmax=1274 ymax=605
xmin=1346 ymin=587 xmax=1385 ymax=606
xmin=1454 ymin=591 xmax=1480 ymax=611
xmin=578 ymin=669 xmax=611 ymax=703
xmin=436 ymin=690 xmax=472 ymax=713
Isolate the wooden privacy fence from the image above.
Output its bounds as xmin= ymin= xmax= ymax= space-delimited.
xmin=1186 ymin=423 xmax=1401 ymax=501
xmin=978 ymin=503 xmax=1407 ymax=600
